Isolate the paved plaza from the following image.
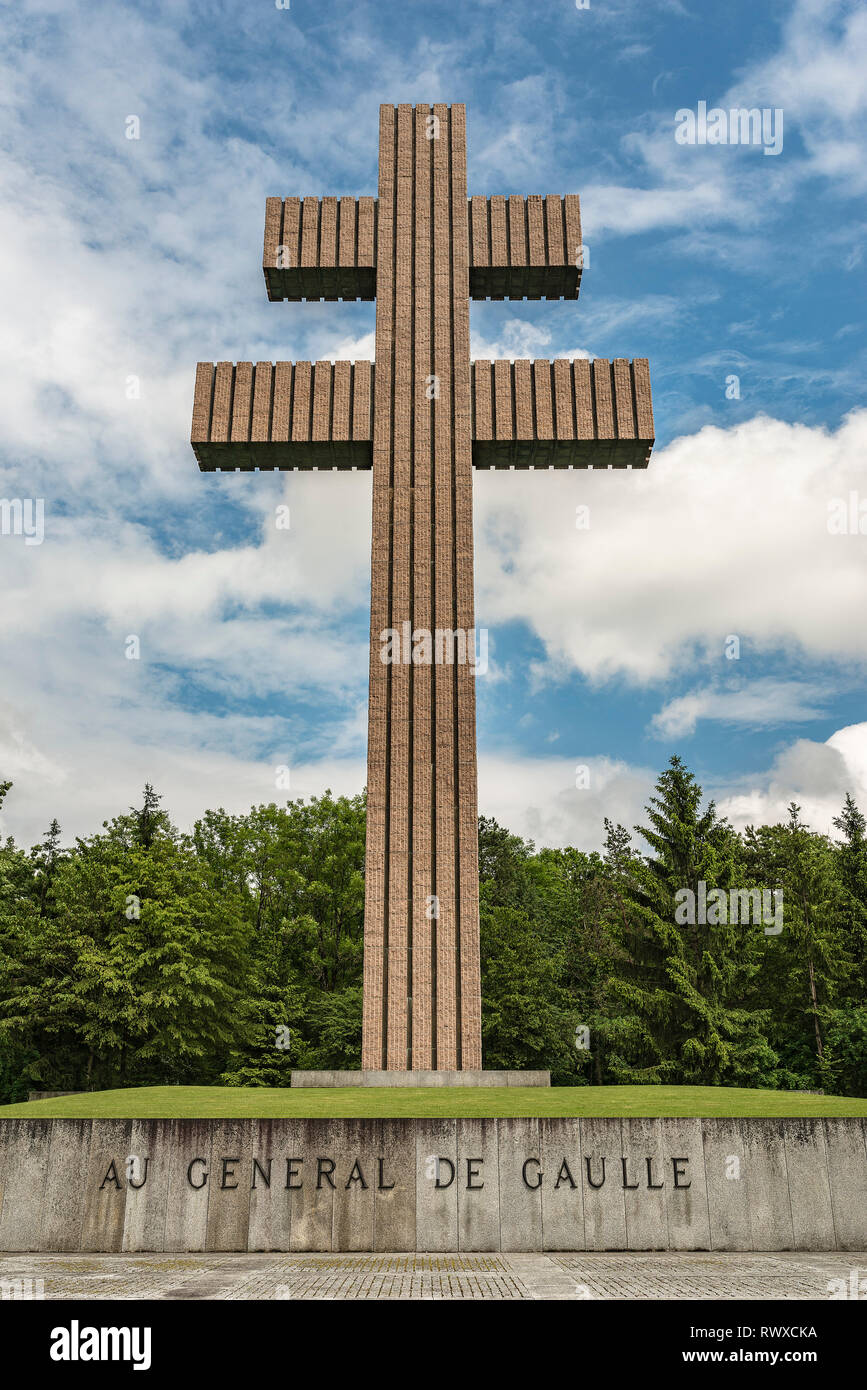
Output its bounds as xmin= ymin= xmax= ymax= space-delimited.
xmin=1 ymin=1251 xmax=863 ymax=1301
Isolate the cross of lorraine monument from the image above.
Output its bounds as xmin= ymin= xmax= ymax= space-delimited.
xmin=191 ymin=103 xmax=654 ymax=1076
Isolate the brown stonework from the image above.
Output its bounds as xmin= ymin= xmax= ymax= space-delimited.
xmin=471 ymin=358 xmax=654 ymax=468
xmin=190 ymin=354 xmax=652 ymax=472
xmin=362 ymin=104 xmax=481 ymax=1071
xmin=263 ymin=196 xmax=377 ymax=301
xmin=468 ymin=194 xmax=582 ymax=299
xmin=190 ymin=101 xmax=655 ymax=1072
xmin=191 ymin=360 xmax=374 ymax=470
xmin=262 ymin=192 xmax=582 ymax=302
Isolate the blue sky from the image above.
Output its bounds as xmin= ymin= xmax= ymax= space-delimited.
xmin=0 ymin=0 xmax=865 ymax=851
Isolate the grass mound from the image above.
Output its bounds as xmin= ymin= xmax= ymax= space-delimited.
xmin=1 ymin=1083 xmax=864 ymax=1120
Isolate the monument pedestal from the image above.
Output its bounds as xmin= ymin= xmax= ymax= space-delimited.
xmin=290 ymin=1070 xmax=550 ymax=1087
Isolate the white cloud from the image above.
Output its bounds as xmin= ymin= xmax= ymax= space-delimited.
xmin=474 ymin=409 xmax=867 ymax=685
xmin=477 ymin=753 xmax=655 ymax=850
xmin=0 ymin=707 xmax=368 ymax=853
xmin=650 ymin=678 xmax=830 ymax=739
xmin=484 ymin=721 xmax=867 ymax=850
xmin=585 ymin=0 xmax=867 ymax=244
xmin=726 ymin=0 xmax=867 ymax=191
xmin=716 ymin=721 xmax=867 ymax=838
xmin=11 ymin=406 xmax=865 ymax=849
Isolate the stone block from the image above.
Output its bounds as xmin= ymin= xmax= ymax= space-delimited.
xmin=80 ymin=1119 xmax=132 ymax=1253
xmin=373 ymin=1120 xmax=416 ymax=1252
xmin=580 ymin=1116 xmax=627 ymax=1250
xmin=288 ymin=1120 xmax=336 ymax=1252
xmin=702 ymin=1119 xmax=751 ymax=1250
xmin=41 ymin=1119 xmax=92 ymax=1252
xmin=659 ymin=1118 xmax=711 ymax=1250
xmin=824 ymin=1118 xmax=867 ymax=1249
xmin=163 ymin=1120 xmax=213 ymax=1253
xmin=415 ymin=1119 xmax=458 ymax=1251
xmin=621 ymin=1118 xmax=669 ymax=1250
xmin=331 ymin=1120 xmax=376 ymax=1252
xmin=0 ymin=1119 xmax=53 ymax=1251
xmin=248 ymin=1119 xmax=292 ymax=1252
xmin=205 ymin=1120 xmax=253 ymax=1253
xmin=497 ymin=1118 xmax=543 ymax=1252
xmin=457 ymin=1118 xmax=500 ymax=1251
xmin=783 ymin=1118 xmax=835 ymax=1250
xmin=123 ymin=1120 xmax=172 ymax=1253
xmin=539 ymin=1118 xmax=584 ymax=1251
xmin=742 ymin=1120 xmax=795 ymax=1249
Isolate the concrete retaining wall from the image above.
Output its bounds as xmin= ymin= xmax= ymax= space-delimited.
xmin=1 ymin=1117 xmax=864 ymax=1252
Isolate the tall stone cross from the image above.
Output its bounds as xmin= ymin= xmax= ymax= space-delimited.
xmin=191 ymin=102 xmax=654 ymax=1072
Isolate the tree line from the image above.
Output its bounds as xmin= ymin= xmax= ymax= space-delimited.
xmin=1 ymin=755 xmax=865 ymax=1102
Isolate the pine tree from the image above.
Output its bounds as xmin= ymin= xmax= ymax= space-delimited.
xmin=31 ymin=819 xmax=64 ymax=916
xmin=479 ymin=903 xmax=575 ymax=1077
xmin=832 ymin=792 xmax=867 ymax=988
xmin=604 ymin=756 xmax=777 ymax=1086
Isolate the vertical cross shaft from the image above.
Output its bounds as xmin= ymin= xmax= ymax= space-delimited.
xmin=362 ymin=103 xmax=482 ymax=1070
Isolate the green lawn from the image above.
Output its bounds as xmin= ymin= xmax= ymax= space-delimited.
xmin=1 ymin=1084 xmax=865 ymax=1119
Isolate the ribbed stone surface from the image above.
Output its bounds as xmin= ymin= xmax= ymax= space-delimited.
xmin=191 ymin=360 xmax=374 ymax=471
xmin=468 ymin=194 xmax=583 ymax=300
xmin=191 ymin=358 xmax=653 ymax=473
xmin=472 ymin=357 xmax=654 ymax=469
xmin=261 ymin=193 xmax=585 ymax=303
xmin=263 ymin=196 xmax=377 ymax=301
xmin=361 ymin=104 xmax=482 ymax=1072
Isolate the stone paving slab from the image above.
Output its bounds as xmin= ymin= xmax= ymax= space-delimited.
xmin=1 ymin=1251 xmax=864 ymax=1301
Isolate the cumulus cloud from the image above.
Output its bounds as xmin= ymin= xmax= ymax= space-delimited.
xmin=474 ymin=409 xmax=867 ymax=684
xmin=0 ymin=705 xmax=369 ymax=854
xmin=476 ymin=721 xmax=867 ymax=852
xmin=477 ymin=753 xmax=656 ymax=851
xmin=716 ymin=721 xmax=867 ymax=838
